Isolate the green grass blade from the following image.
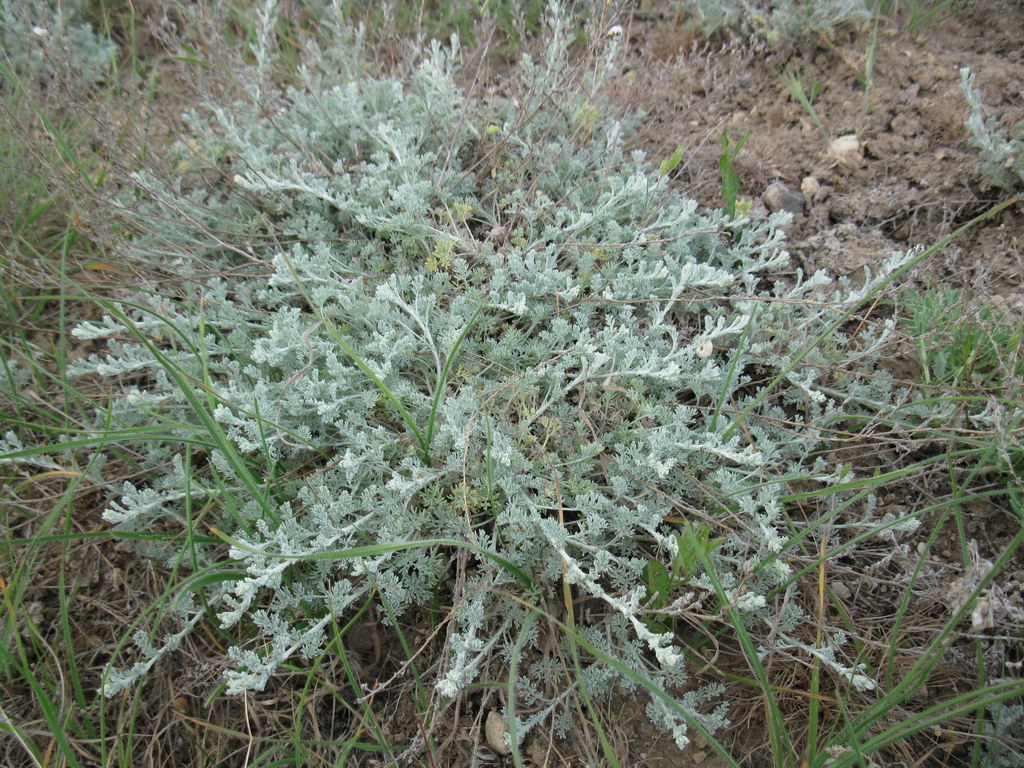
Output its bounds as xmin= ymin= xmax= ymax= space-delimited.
xmin=98 ymin=300 xmax=274 ymax=530
xmin=685 ymin=522 xmax=796 ymax=767
xmin=209 ymin=529 xmax=537 ymax=589
xmin=424 ymin=301 xmax=483 ymax=463
xmin=507 ymin=609 xmax=539 ymax=768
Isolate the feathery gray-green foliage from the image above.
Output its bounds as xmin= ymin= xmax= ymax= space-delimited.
xmin=683 ymin=0 xmax=870 ymax=40
xmin=984 ymin=702 xmax=1024 ymax=768
xmin=59 ymin=0 xmax=922 ymax=750
xmin=961 ymin=67 xmax=1024 ymax=192
xmin=1 ymin=0 xmax=117 ymax=83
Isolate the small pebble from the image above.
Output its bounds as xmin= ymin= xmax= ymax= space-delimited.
xmin=801 ymin=176 xmax=820 ymax=203
xmin=485 ymin=710 xmax=510 ymax=755
xmin=763 ymin=181 xmax=804 ymax=215
xmin=832 ymin=582 xmax=852 ymax=600
xmin=828 ymin=134 xmax=862 ymax=165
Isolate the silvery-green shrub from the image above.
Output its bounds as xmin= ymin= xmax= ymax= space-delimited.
xmin=961 ymin=67 xmax=1024 ymax=192
xmin=984 ymin=702 xmax=1024 ymax=768
xmin=71 ymin=1 xmax=912 ymax=750
xmin=1 ymin=0 xmax=117 ymax=83
xmin=683 ymin=0 xmax=870 ymax=40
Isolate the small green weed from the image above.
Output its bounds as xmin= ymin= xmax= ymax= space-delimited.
xmin=659 ymin=144 xmax=685 ymax=178
xmin=718 ymin=127 xmax=750 ymax=217
xmin=861 ymin=18 xmax=878 ymax=111
xmin=786 ymin=71 xmax=830 ymax=145
xmin=642 ymin=524 xmax=725 ymax=633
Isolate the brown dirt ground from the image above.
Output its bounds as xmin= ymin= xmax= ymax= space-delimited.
xmin=614 ymin=1 xmax=1024 ymax=312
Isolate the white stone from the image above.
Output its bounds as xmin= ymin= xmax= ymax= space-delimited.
xmin=801 ymin=176 xmax=820 ymax=202
xmin=485 ymin=710 xmax=511 ymax=755
xmin=828 ymin=134 xmax=862 ymax=165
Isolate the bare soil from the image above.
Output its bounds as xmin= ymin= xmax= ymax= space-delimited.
xmin=615 ymin=1 xmax=1024 ymax=311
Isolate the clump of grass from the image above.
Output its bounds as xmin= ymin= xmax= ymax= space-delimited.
xmin=904 ymin=288 xmax=1023 ymax=389
xmin=324 ymin=0 xmax=553 ymax=57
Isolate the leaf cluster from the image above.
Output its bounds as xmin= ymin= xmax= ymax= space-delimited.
xmin=63 ymin=3 xmax=918 ymax=749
